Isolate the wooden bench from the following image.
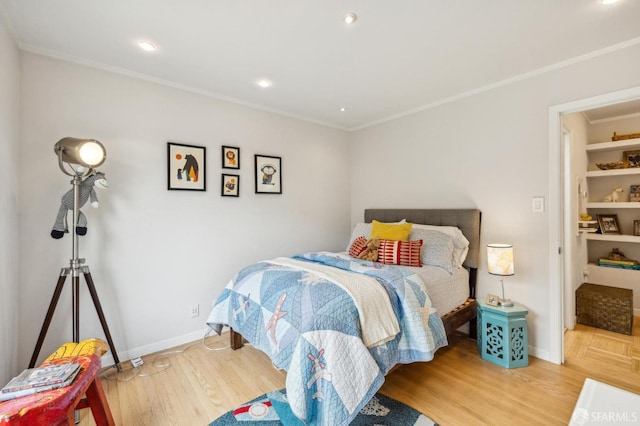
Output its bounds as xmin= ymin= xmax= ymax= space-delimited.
xmin=0 ymin=339 xmax=115 ymax=425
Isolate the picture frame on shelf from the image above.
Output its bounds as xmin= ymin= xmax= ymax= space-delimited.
xmin=634 ymin=220 xmax=640 ymax=237
xmin=167 ymin=142 xmax=206 ymax=191
xmin=486 ymin=294 xmax=499 ymax=307
xmin=222 ymin=145 xmax=240 ymax=169
xmin=622 ymin=150 xmax=640 ymax=168
xmin=596 ymin=214 xmax=620 ymax=235
xmin=221 ymin=174 xmax=239 ymax=197
xmin=630 ymin=185 xmax=640 ymax=202
xmin=255 ymin=154 xmax=282 ymax=194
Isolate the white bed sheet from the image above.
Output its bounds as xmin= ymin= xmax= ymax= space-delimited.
xmin=403 ymin=265 xmax=469 ymax=316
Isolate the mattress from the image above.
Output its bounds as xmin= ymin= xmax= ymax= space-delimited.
xmin=410 ymin=265 xmax=469 ymax=316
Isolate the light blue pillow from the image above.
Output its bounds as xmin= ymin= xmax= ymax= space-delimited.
xmin=410 ymin=229 xmax=457 ymax=273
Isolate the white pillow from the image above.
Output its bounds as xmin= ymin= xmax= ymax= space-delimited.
xmin=409 ymin=224 xmax=469 ymax=267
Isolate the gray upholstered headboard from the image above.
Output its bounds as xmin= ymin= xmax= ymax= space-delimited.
xmin=363 ymin=209 xmax=482 ymax=269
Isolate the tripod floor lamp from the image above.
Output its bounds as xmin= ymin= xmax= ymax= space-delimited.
xmin=29 ymin=137 xmax=121 ymax=371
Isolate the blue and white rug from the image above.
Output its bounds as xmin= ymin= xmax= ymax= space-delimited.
xmin=210 ymin=389 xmax=438 ymax=425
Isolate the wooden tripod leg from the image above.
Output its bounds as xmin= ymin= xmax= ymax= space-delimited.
xmin=29 ymin=269 xmax=69 ymax=367
xmin=82 ymin=267 xmax=121 ymax=370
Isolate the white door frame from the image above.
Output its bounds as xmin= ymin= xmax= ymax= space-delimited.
xmin=562 ymin=127 xmax=575 ymax=334
xmin=548 ymin=86 xmax=640 ymax=365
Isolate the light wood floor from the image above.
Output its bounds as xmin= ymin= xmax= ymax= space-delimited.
xmin=78 ymin=318 xmax=640 ymax=426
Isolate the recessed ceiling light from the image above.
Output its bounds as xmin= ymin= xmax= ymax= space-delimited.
xmin=343 ymin=13 xmax=357 ymax=24
xmin=257 ymin=79 xmax=272 ymax=88
xmin=601 ymin=0 xmax=618 ymax=4
xmin=340 ymin=107 xmax=347 ymax=112
xmin=137 ymin=41 xmax=156 ymax=52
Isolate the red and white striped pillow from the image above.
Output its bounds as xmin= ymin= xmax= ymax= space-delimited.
xmin=378 ymin=239 xmax=423 ymax=267
xmin=348 ymin=236 xmax=369 ymax=258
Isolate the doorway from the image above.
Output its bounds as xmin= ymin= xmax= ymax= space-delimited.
xmin=548 ymin=87 xmax=640 ymax=364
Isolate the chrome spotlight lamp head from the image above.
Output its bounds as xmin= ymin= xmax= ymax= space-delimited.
xmin=54 ymin=137 xmax=106 ymax=176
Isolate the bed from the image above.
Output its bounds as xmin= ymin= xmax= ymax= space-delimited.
xmin=207 ymin=208 xmax=481 ymax=425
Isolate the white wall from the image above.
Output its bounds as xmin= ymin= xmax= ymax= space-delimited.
xmin=0 ymin=17 xmax=20 ymax=385
xmin=350 ymin=43 xmax=640 ymax=361
xmin=10 ymin=31 xmax=640 ymax=375
xmin=17 ymin=53 xmax=350 ymax=368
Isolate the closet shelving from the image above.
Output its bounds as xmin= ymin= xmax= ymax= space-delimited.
xmin=584 ymin=136 xmax=640 ymax=268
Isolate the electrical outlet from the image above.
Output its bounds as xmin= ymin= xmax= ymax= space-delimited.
xmin=189 ymin=304 xmax=200 ymax=318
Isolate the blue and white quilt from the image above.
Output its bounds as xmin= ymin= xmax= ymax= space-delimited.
xmin=207 ymin=252 xmax=447 ymax=426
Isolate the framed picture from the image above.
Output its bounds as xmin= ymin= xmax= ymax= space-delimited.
xmin=255 ymin=154 xmax=282 ymax=194
xmin=221 ymin=174 xmax=239 ymax=197
xmin=630 ymin=185 xmax=640 ymax=202
xmin=222 ymin=146 xmax=240 ymax=169
xmin=596 ymin=214 xmax=620 ymax=234
xmin=486 ymin=294 xmax=499 ymax=307
xmin=634 ymin=220 xmax=640 ymax=237
xmin=623 ymin=150 xmax=640 ymax=168
xmin=167 ymin=142 xmax=206 ymax=191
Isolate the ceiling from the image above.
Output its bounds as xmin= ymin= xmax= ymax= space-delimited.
xmin=1 ymin=1 xmax=640 ymax=130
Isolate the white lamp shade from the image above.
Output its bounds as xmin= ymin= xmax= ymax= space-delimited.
xmin=55 ymin=137 xmax=106 ymax=168
xmin=487 ymin=244 xmax=514 ymax=276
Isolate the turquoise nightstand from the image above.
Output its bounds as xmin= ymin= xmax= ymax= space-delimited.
xmin=477 ymin=299 xmax=529 ymax=368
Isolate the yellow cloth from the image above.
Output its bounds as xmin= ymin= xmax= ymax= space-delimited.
xmin=45 ymin=338 xmax=108 ymax=361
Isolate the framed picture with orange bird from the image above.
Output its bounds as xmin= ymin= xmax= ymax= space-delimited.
xmin=167 ymin=142 xmax=206 ymax=191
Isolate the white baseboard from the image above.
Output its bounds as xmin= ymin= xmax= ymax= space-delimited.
xmin=528 ymin=345 xmax=551 ymax=363
xmin=101 ymin=328 xmax=215 ymax=368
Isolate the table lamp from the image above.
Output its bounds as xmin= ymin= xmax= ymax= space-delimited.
xmin=487 ymin=243 xmax=514 ymax=307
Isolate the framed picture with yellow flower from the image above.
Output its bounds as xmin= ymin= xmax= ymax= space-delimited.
xmin=221 ymin=174 xmax=239 ymax=197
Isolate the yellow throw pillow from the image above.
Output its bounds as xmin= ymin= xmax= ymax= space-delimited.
xmin=370 ymin=220 xmax=412 ymax=241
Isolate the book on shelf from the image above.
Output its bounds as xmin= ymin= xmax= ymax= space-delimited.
xmin=597 ymin=258 xmax=640 ymax=270
xmin=578 ymin=220 xmax=599 ymax=233
xmin=598 ymin=263 xmax=640 ymax=270
xmin=579 ymin=228 xmax=598 ymax=233
xmin=0 ymin=362 xmax=81 ymax=401
xmin=598 ymin=257 xmax=638 ymax=266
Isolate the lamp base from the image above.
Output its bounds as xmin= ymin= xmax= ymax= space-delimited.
xmin=499 ymin=298 xmax=514 ymax=307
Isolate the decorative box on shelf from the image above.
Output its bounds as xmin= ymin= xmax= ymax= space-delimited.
xmin=476 ymin=299 xmax=529 ymax=369
xmin=576 ymin=283 xmax=633 ymax=335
